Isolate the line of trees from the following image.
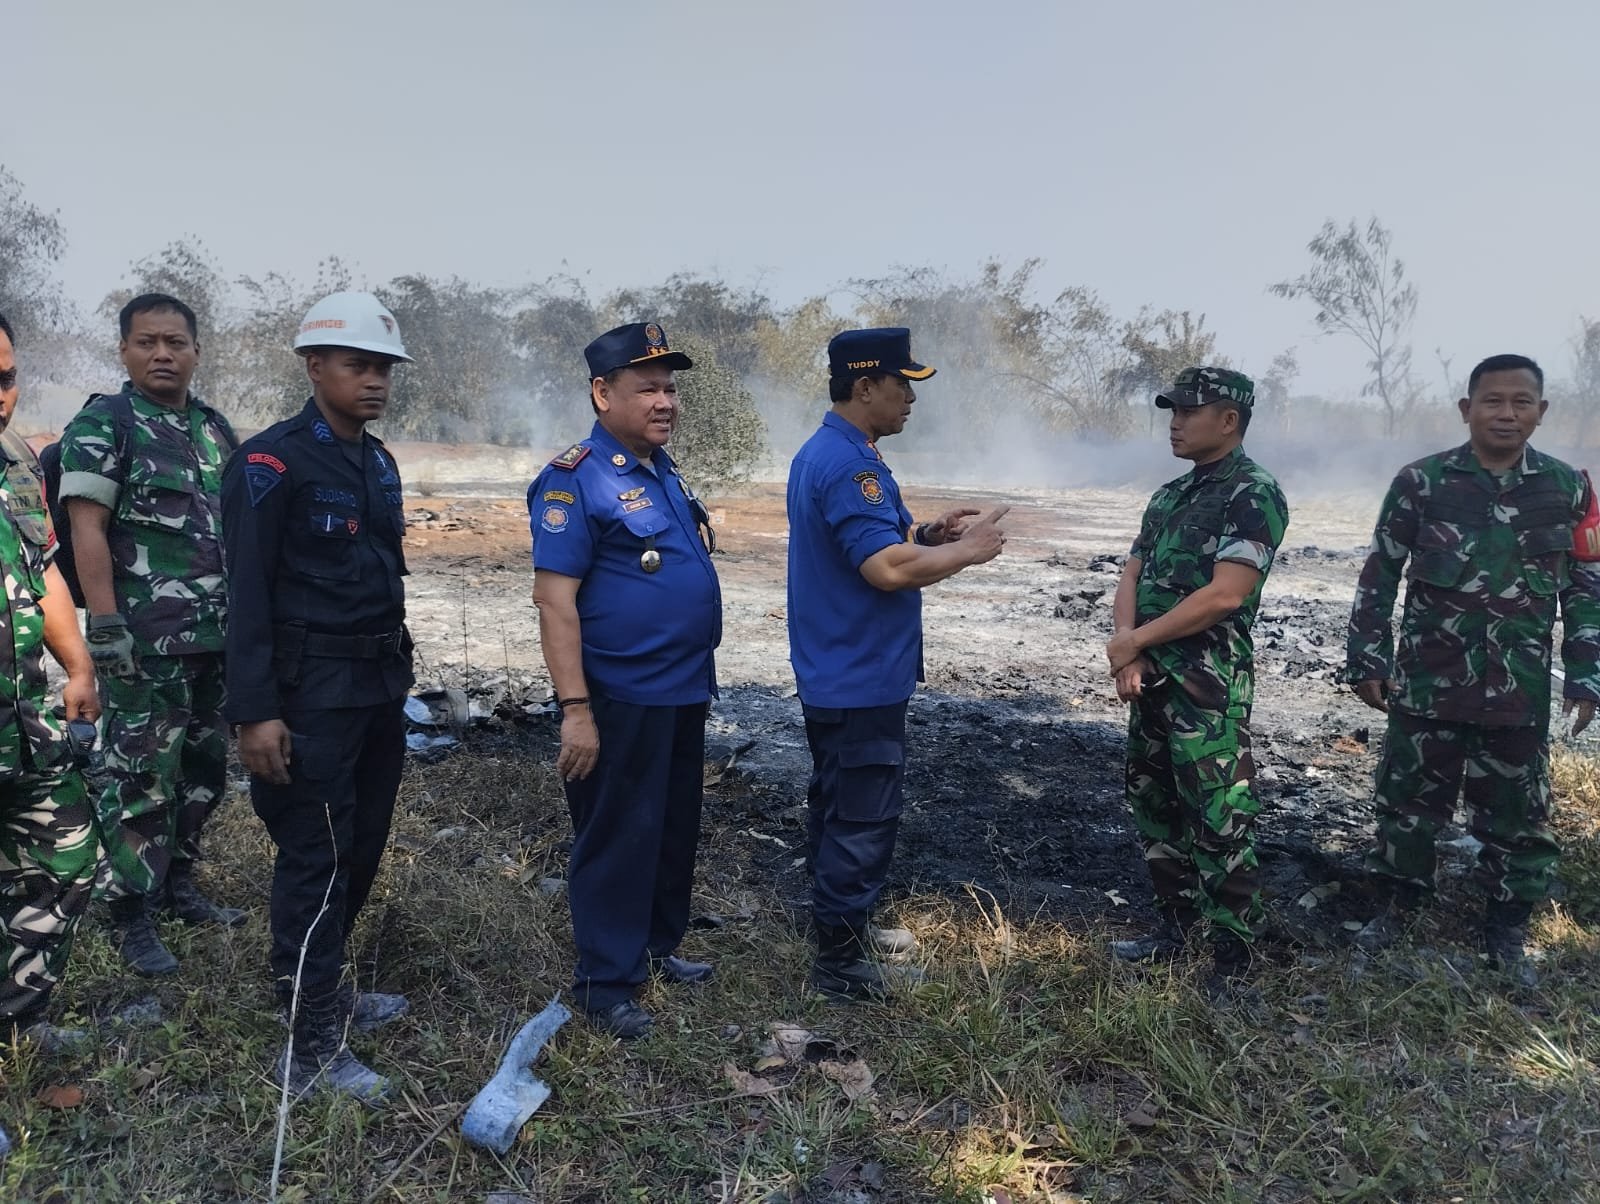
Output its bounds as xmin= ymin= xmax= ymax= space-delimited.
xmin=7 ymin=164 xmax=1600 ymax=484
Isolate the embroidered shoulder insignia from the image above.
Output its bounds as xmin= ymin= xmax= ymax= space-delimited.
xmin=550 ymin=444 xmax=590 ymax=470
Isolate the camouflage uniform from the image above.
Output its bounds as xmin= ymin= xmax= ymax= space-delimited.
xmin=1346 ymin=444 xmax=1600 ymax=902
xmin=1127 ymin=433 xmax=1289 ymax=944
xmin=56 ymin=386 xmax=234 ymax=900
xmin=0 ymin=428 xmax=97 ymax=1023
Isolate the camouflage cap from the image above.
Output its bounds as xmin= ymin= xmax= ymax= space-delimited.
xmin=1155 ymin=366 xmax=1255 ymax=410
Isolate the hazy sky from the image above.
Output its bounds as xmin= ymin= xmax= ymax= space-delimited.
xmin=10 ymin=0 xmax=1599 ymax=398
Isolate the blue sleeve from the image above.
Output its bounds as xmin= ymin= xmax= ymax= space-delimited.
xmin=528 ymin=469 xmax=595 ymax=577
xmin=820 ymin=464 xmax=907 ymax=570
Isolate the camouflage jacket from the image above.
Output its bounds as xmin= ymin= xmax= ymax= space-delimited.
xmin=57 ymin=385 xmax=235 ymax=657
xmin=1346 ymin=443 xmax=1600 ymax=726
xmin=1131 ymin=446 xmax=1290 ymax=710
xmin=0 ymin=427 xmax=66 ymax=778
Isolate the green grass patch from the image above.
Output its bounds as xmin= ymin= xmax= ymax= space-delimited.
xmin=2 ymin=745 xmax=1599 ymax=1202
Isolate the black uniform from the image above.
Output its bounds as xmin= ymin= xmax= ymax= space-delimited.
xmin=221 ymin=399 xmax=412 ymax=1000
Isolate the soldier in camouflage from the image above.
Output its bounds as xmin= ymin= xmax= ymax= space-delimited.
xmin=57 ymin=294 xmax=242 ymax=978
xmin=1104 ymin=368 xmax=1289 ymax=994
xmin=0 ymin=309 xmax=102 ymax=1063
xmin=1346 ymin=354 xmax=1600 ymax=986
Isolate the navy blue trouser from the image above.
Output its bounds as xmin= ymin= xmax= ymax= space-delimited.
xmin=250 ymin=697 xmax=406 ymax=1000
xmin=804 ymin=700 xmax=908 ymax=930
xmin=564 ymin=695 xmax=707 ymax=1011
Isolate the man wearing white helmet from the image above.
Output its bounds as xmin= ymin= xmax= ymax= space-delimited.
xmin=220 ymin=291 xmax=415 ymax=1104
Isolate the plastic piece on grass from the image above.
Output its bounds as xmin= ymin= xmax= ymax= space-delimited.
xmin=461 ymin=997 xmax=572 ymax=1155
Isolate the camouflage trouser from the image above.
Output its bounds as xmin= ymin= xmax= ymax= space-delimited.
xmin=96 ymin=652 xmax=227 ymax=901
xmin=1367 ymin=711 xmax=1557 ymax=904
xmin=1126 ymin=680 xmax=1264 ymax=942
xmin=1 ymin=731 xmax=98 ymax=1022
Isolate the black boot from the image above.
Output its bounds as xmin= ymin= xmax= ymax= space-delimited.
xmin=810 ymin=922 xmax=920 ymax=1002
xmin=166 ymin=862 xmax=247 ymax=928
xmin=276 ymin=984 xmax=391 ymax=1105
xmin=1354 ymin=880 xmax=1429 ymax=952
xmin=1110 ymin=908 xmax=1199 ymax=964
xmin=1203 ymin=936 xmax=1263 ymax=1008
xmin=1482 ymin=899 xmax=1538 ymax=988
xmin=108 ymin=895 xmax=179 ymax=977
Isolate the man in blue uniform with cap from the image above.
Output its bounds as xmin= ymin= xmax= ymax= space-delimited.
xmin=787 ymin=328 xmax=1010 ymax=1001
xmin=528 ymin=321 xmax=722 ymax=1040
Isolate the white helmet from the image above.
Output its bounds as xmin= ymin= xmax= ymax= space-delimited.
xmin=293 ymin=291 xmax=413 ymax=362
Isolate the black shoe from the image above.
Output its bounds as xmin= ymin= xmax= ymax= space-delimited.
xmin=1202 ymin=937 xmax=1263 ymax=1008
xmin=166 ymin=863 xmax=247 ymax=928
xmin=109 ymin=895 xmax=179 ymax=977
xmin=585 ymin=999 xmax=654 ymax=1040
xmin=277 ymin=987 xmax=411 ymax=1035
xmin=809 ymin=922 xmax=922 ymax=1003
xmin=276 ymin=985 xmax=391 ymax=1105
xmin=1482 ymin=899 xmax=1539 ymax=989
xmin=650 ymin=955 xmax=714 ymax=985
xmin=1110 ymin=911 xmax=1197 ymax=964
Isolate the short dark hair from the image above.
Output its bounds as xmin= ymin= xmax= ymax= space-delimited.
xmin=120 ymin=293 xmax=198 ymax=340
xmin=0 ymin=310 xmax=14 ymax=348
xmin=1224 ymin=400 xmax=1252 ymax=436
xmin=828 ymin=371 xmax=895 ymax=403
xmin=1468 ymin=354 xmax=1543 ymax=395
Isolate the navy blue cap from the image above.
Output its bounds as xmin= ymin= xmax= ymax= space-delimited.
xmin=583 ymin=321 xmax=694 ymax=379
xmin=827 ymin=328 xmax=936 ymax=382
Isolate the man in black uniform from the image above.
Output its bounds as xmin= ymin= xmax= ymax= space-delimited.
xmin=221 ymin=291 xmax=414 ymax=1104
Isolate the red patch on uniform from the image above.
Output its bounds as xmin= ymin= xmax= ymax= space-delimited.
xmin=346 ymin=517 xmax=360 ymax=535
xmin=247 ymin=452 xmax=287 ymax=473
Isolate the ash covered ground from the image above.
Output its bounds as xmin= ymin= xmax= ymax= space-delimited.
xmin=395 ymin=470 xmax=1596 ymax=948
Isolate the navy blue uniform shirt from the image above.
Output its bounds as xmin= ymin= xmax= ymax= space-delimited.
xmin=528 ymin=422 xmax=721 ymax=706
xmin=221 ymin=399 xmax=412 ymax=723
xmin=787 ymin=412 xmax=921 ymax=708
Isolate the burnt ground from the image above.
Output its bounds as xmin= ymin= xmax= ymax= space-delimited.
xmin=395 ymin=479 xmax=1597 ymax=950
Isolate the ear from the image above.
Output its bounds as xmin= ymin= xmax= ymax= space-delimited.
xmin=850 ymin=376 xmax=873 ymax=405
xmin=1537 ymin=398 xmax=1549 ymax=426
xmin=1457 ymin=396 xmax=1471 ymax=425
xmin=304 ymin=352 xmax=323 ymax=387
xmin=591 ymin=376 xmax=611 ymax=414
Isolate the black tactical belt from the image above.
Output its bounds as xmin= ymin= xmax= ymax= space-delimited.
xmin=276 ymin=625 xmax=407 ymax=659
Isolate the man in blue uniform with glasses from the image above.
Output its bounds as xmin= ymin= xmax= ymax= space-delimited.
xmin=528 ymin=321 xmax=722 ymax=1040
xmin=787 ymin=328 xmax=1010 ymax=1001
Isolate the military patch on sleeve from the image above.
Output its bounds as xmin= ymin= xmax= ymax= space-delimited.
xmin=853 ymin=470 xmax=885 ymax=505
xmin=245 ymin=451 xmax=288 ymax=507
xmin=540 ymin=505 xmax=570 ymax=533
xmin=550 ymin=444 xmax=590 ymax=470
xmin=543 ymin=489 xmax=576 ymax=504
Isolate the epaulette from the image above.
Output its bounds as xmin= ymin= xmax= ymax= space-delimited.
xmin=549 ymin=443 xmax=591 ymax=470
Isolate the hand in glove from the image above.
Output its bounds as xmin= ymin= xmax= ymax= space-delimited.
xmin=86 ymin=614 xmax=138 ymax=679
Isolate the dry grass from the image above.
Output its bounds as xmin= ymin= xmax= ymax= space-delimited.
xmin=2 ymin=739 xmax=1600 ymax=1202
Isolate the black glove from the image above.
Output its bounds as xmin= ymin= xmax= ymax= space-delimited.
xmin=86 ymin=614 xmax=137 ymax=679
